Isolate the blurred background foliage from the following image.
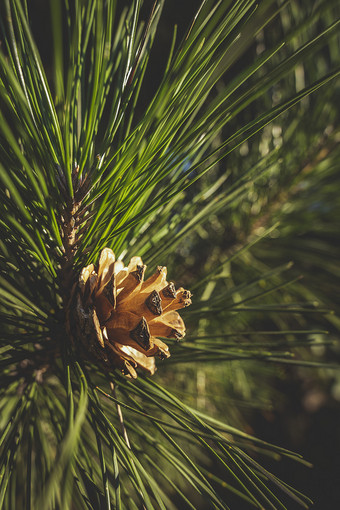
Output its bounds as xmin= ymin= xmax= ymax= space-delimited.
xmin=1 ymin=0 xmax=340 ymax=508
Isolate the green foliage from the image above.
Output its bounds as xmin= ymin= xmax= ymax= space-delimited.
xmin=0 ymin=0 xmax=339 ymax=508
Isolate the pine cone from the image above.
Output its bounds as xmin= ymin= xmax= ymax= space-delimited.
xmin=73 ymin=248 xmax=191 ymax=378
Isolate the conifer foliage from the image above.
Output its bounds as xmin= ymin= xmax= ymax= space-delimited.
xmin=0 ymin=1 xmax=339 ymax=508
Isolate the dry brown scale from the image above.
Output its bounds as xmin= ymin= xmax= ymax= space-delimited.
xmin=72 ymin=248 xmax=192 ymax=378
